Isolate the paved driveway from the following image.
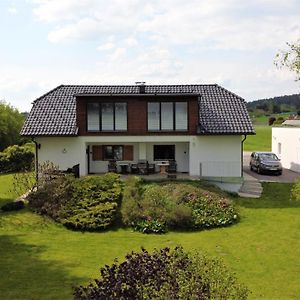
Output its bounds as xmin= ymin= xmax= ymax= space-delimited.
xmin=243 ymin=152 xmax=300 ymax=183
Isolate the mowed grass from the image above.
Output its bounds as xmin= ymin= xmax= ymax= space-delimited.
xmin=0 ymin=173 xmax=16 ymax=205
xmin=1 ymin=174 xmax=300 ymax=299
xmin=244 ymin=125 xmax=272 ymax=152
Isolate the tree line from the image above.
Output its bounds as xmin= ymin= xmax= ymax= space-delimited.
xmin=247 ymin=94 xmax=300 ymax=114
xmin=0 ymin=101 xmax=27 ymax=151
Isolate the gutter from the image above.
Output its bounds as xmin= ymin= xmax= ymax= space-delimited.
xmin=241 ymin=134 xmax=247 ymax=177
xmin=32 ymin=138 xmax=39 ymax=183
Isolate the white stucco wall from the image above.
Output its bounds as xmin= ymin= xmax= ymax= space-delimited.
xmin=189 ymin=135 xmax=242 ymax=177
xmin=272 ymin=127 xmax=300 ymax=172
xmin=36 ymin=137 xmax=87 ymax=176
xmin=36 ymin=135 xmax=242 ymax=177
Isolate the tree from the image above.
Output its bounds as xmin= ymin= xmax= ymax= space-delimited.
xmin=275 ymin=39 xmax=300 ymax=81
xmin=0 ymin=101 xmax=25 ymax=151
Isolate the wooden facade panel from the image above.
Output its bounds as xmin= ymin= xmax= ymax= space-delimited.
xmin=76 ymin=95 xmax=198 ymax=136
xmin=92 ymin=145 xmax=103 ymax=161
xmin=124 ymin=145 xmax=134 ymax=161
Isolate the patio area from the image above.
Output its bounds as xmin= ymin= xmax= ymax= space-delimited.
xmin=119 ymin=172 xmax=200 ymax=181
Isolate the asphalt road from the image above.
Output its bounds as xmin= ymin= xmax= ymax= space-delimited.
xmin=243 ymin=152 xmax=300 ymax=183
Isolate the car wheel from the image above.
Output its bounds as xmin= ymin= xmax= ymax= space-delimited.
xmin=278 ymin=171 xmax=282 ymax=176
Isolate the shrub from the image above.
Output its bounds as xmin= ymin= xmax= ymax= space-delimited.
xmin=28 ymin=173 xmax=122 ymax=231
xmin=28 ymin=175 xmax=74 ymax=220
xmin=121 ymin=176 xmax=144 ymax=225
xmin=121 ymin=182 xmax=238 ymax=233
xmin=59 ymin=173 xmax=122 ymax=230
xmin=269 ymin=116 xmax=276 ymax=126
xmin=133 ymin=219 xmax=167 ymax=234
xmin=291 ymin=180 xmax=300 ymax=202
xmin=163 ymin=183 xmax=238 ymax=229
xmin=74 ymin=247 xmax=249 ymax=300
xmin=0 ymin=144 xmax=34 ymax=173
xmin=273 ymin=116 xmax=285 ymax=125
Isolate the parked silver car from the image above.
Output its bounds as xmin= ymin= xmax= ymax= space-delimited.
xmin=250 ymin=152 xmax=282 ymax=175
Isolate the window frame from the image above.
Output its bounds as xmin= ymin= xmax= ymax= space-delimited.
xmin=147 ymin=101 xmax=188 ymax=132
xmin=103 ymin=145 xmax=124 ymax=161
xmin=153 ymin=145 xmax=175 ymax=161
xmin=86 ymin=102 xmax=128 ymax=132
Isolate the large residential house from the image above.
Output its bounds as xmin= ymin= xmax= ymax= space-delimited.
xmin=21 ymin=84 xmax=254 ymax=179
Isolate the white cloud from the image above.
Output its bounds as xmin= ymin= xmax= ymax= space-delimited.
xmin=97 ymin=42 xmax=115 ymax=51
xmin=1 ymin=0 xmax=299 ymax=112
xmin=108 ymin=48 xmax=127 ymax=61
xmin=8 ymin=7 xmax=18 ymax=15
xmin=31 ymin=0 xmax=300 ymax=52
xmin=48 ymin=17 xmax=101 ymax=43
xmin=32 ymin=0 xmax=97 ymax=23
xmin=125 ymin=37 xmax=138 ymax=47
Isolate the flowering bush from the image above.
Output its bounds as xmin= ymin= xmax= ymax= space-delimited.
xmin=74 ymin=247 xmax=249 ymax=300
xmin=121 ymin=178 xmax=238 ymax=233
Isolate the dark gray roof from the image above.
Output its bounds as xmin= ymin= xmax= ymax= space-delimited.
xmin=21 ymin=84 xmax=255 ymax=136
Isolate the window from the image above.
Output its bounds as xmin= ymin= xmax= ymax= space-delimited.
xmin=115 ymin=103 xmax=127 ymax=130
xmin=87 ymin=102 xmax=127 ymax=131
xmin=101 ymin=103 xmax=114 ymax=130
xmin=153 ymin=145 xmax=175 ymax=160
xmin=161 ymin=102 xmax=173 ymax=130
xmin=148 ymin=102 xmax=188 ymax=131
xmin=175 ymin=102 xmax=187 ymax=130
xmin=104 ymin=145 xmax=123 ymax=160
xmin=148 ymin=102 xmax=160 ymax=130
xmin=87 ymin=103 xmax=100 ymax=131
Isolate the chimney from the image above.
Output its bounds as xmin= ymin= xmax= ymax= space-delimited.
xmin=135 ymin=81 xmax=146 ymax=94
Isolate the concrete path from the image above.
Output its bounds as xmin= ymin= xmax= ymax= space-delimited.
xmin=238 ymin=172 xmax=263 ymax=198
xmin=238 ymin=152 xmax=263 ymax=198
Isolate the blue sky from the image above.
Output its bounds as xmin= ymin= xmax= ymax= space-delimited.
xmin=0 ymin=0 xmax=299 ymax=112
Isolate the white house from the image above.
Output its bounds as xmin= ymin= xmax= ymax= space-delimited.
xmin=272 ymin=120 xmax=300 ymax=173
xmin=21 ymin=84 xmax=254 ymax=179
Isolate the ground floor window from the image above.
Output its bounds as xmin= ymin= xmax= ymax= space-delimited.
xmin=153 ymin=145 xmax=175 ymax=160
xmin=104 ymin=145 xmax=123 ymax=160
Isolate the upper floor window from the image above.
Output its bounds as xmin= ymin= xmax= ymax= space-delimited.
xmin=147 ymin=102 xmax=188 ymax=131
xmin=87 ymin=102 xmax=127 ymax=131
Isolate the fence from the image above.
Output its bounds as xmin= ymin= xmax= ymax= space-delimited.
xmin=199 ymin=161 xmax=241 ymax=180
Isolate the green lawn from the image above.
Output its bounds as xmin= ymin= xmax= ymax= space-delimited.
xmin=1 ymin=174 xmax=300 ymax=299
xmin=244 ymin=125 xmax=272 ymax=152
xmin=0 ymin=173 xmax=16 ymax=205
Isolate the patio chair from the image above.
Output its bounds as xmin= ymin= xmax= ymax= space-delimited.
xmin=108 ymin=160 xmax=117 ymax=173
xmin=130 ymin=163 xmax=138 ymax=174
xmin=167 ymin=160 xmax=177 ymax=173
xmin=148 ymin=163 xmax=156 ymax=174
xmin=138 ymin=160 xmax=148 ymax=175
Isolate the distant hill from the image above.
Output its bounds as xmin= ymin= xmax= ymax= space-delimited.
xmin=247 ymin=94 xmax=300 ymax=113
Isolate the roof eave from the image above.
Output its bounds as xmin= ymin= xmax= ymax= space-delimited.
xmin=197 ymin=131 xmax=256 ymax=136
xmin=20 ymin=133 xmax=78 ymax=137
xmin=74 ymin=93 xmax=199 ymax=97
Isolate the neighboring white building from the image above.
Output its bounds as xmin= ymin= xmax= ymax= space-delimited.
xmin=272 ymin=120 xmax=300 ymax=173
xmin=21 ymin=84 xmax=254 ymax=180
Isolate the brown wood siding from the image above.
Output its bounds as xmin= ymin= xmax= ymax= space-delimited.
xmin=92 ymin=145 xmax=103 ymax=160
xmin=76 ymin=95 xmax=198 ymax=136
xmin=124 ymin=145 xmax=134 ymax=161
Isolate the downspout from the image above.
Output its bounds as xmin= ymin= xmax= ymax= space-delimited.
xmin=241 ymin=134 xmax=247 ymax=177
xmin=32 ymin=138 xmax=39 ymax=183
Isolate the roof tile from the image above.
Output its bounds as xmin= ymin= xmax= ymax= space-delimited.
xmin=21 ymin=84 xmax=255 ymax=136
